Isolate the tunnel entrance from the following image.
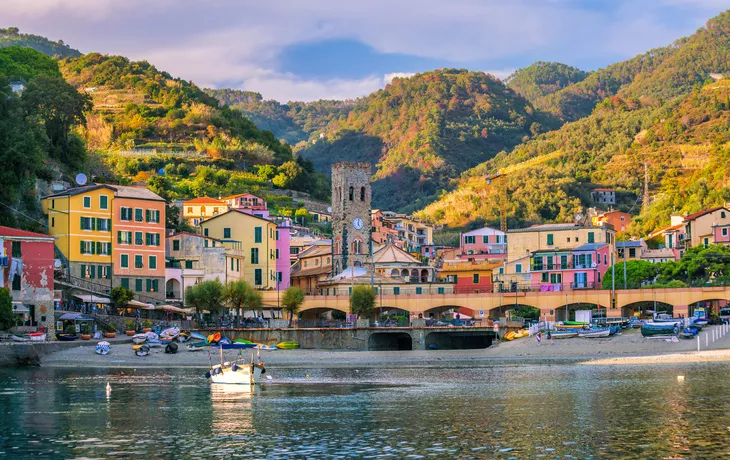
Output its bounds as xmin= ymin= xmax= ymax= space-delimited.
xmin=368 ymin=332 xmax=413 ymax=351
xmin=425 ymin=332 xmax=493 ymax=350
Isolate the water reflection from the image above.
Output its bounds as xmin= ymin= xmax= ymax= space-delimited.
xmin=0 ymin=364 xmax=729 ymax=457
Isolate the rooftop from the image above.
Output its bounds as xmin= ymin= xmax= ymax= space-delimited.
xmin=183 ymin=196 xmax=227 ymax=205
xmin=44 ymin=184 xmax=165 ymax=202
xmin=509 ymin=223 xmax=602 ymax=233
xmin=0 ymin=225 xmax=54 ymax=240
xmin=684 ymin=207 xmax=729 ymax=222
xmin=616 ymin=241 xmax=643 ymax=248
xmin=573 ymin=243 xmax=608 ymax=252
xmin=373 ymin=243 xmax=422 ymax=265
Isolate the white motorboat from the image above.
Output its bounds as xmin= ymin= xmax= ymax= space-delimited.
xmin=11 ymin=332 xmax=46 ymax=342
xmin=206 ymin=348 xmax=265 ymax=385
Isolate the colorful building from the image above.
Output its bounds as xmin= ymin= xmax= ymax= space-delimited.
xmin=182 ymin=197 xmax=229 ymax=226
xmin=437 ymin=260 xmax=499 ymax=294
xmin=592 ymin=211 xmax=631 ymax=234
xmin=591 ymin=188 xmax=616 ymax=205
xmin=275 ymin=221 xmax=291 ymax=290
xmin=458 ymin=226 xmax=507 ymax=262
xmin=0 ymin=226 xmax=56 ymax=333
xmin=223 ymin=193 xmax=270 ymax=219
xmin=616 ymin=240 xmax=646 ymax=261
xmin=42 ymin=185 xmax=167 ymax=301
xmin=529 ymin=243 xmax=611 ymax=291
xmin=112 ymin=186 xmax=166 ymax=301
xmin=371 ymin=209 xmax=400 ymax=246
xmin=683 ymin=206 xmax=730 ymax=249
xmin=200 ymin=210 xmax=278 ymax=289
xmin=647 ymin=215 xmax=685 ymax=260
xmin=165 ymin=232 xmax=244 ymax=303
xmin=290 ymin=241 xmax=332 ymax=294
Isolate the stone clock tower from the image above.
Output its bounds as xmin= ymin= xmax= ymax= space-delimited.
xmin=331 ymin=162 xmax=372 ymax=275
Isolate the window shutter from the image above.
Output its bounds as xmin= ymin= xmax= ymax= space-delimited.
xmin=81 ymin=264 xmax=86 ymax=278
xmin=97 ymin=265 xmax=103 ymax=278
xmin=128 ymin=232 xmax=132 ymax=243
xmin=146 ymin=209 xmax=150 ymax=222
xmin=145 ymin=233 xmax=150 ymax=245
xmin=96 ymin=241 xmax=102 ymax=254
xmin=156 ymin=210 xmax=160 ymax=223
xmin=80 ymin=240 xmax=85 ymax=254
xmin=117 ymin=232 xmax=122 ymax=244
xmin=90 ymin=265 xmax=95 ymax=278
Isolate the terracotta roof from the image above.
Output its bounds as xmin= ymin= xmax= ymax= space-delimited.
xmin=373 ymin=243 xmax=422 ymax=264
xmin=684 ymin=207 xmax=728 ymax=222
xmin=299 ymin=244 xmax=332 ymax=259
xmin=0 ymin=225 xmax=54 ymax=239
xmin=291 ymin=265 xmax=331 ymax=277
xmin=199 ymin=209 xmax=274 ymax=225
xmin=183 ymin=197 xmax=227 ymax=205
xmin=509 ymin=223 xmax=594 ymax=233
xmin=221 ymin=192 xmax=262 ymax=201
xmin=648 ymin=223 xmax=683 ymax=239
xmin=593 ymin=187 xmax=615 ymax=192
xmin=44 ymin=184 xmax=164 ymax=201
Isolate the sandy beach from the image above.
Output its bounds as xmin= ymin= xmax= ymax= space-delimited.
xmin=40 ymin=326 xmax=730 ymax=369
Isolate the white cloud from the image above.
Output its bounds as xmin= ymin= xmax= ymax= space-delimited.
xmin=384 ymin=72 xmax=416 ymax=85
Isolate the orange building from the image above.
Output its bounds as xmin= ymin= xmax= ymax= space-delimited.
xmin=112 ymin=186 xmax=167 ymax=300
xmin=593 ymin=211 xmax=631 ymax=233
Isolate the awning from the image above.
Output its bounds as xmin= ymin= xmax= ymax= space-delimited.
xmin=126 ymin=300 xmax=155 ymax=310
xmin=73 ymin=294 xmax=111 ymax=304
xmin=59 ymin=312 xmax=92 ymax=321
xmin=157 ymin=305 xmax=187 ymax=314
xmin=11 ymin=302 xmax=29 ymax=313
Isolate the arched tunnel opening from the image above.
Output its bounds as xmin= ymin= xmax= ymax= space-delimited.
xmin=425 ymin=332 xmax=494 ymax=350
xmin=368 ymin=332 xmax=413 ymax=351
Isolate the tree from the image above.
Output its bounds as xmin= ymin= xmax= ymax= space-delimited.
xmin=602 ymin=260 xmax=661 ymax=290
xmin=21 ymin=74 xmax=92 ymax=168
xmin=223 ymin=280 xmax=257 ymax=320
xmin=0 ymin=288 xmax=16 ymax=331
xmin=110 ymin=286 xmax=134 ymax=308
xmin=185 ymin=279 xmax=225 ymax=316
xmin=281 ymin=286 xmax=305 ymax=326
xmin=350 ymin=285 xmax=376 ymax=319
xmin=294 ymin=207 xmax=309 ymax=224
xmin=657 ymin=244 xmax=730 ymax=286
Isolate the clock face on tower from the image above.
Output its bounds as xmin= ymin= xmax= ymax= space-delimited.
xmin=352 ymin=217 xmax=364 ymax=230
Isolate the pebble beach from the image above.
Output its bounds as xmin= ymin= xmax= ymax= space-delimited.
xmin=40 ymin=326 xmax=730 ymax=369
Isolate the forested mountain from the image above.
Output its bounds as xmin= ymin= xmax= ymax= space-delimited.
xmin=206 ymin=89 xmax=353 ymax=145
xmin=0 ymin=27 xmax=81 ymax=59
xmin=534 ymin=12 xmax=730 ymax=121
xmin=0 ymin=47 xmax=91 ymax=229
xmin=505 ymin=62 xmax=589 ymax=104
xmin=417 ymin=11 xmax=730 ymax=234
xmin=297 ymin=69 xmax=559 ymax=212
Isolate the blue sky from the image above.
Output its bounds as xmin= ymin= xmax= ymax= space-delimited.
xmin=4 ymin=0 xmax=728 ymax=101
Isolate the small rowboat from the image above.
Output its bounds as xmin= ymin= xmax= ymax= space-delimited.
xmin=56 ymin=333 xmax=78 ymax=341
xmin=190 ymin=332 xmax=207 ymax=342
xmin=504 ymin=331 xmax=516 ymax=341
xmin=578 ymin=328 xmax=611 ymax=338
xmin=549 ymin=331 xmax=578 ymax=339
xmin=12 ymin=332 xmax=46 ymax=342
xmin=132 ymin=333 xmax=147 ymax=344
xmin=641 ymin=321 xmax=679 ymax=338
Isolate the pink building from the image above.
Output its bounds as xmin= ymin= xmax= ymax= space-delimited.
xmin=0 ymin=226 xmax=56 ymax=333
xmin=712 ymin=223 xmax=730 ymax=246
xmin=223 ymin=193 xmax=270 ymax=219
xmin=276 ymin=220 xmax=291 ymax=290
xmin=529 ymin=243 xmax=610 ymax=291
xmin=459 ymin=226 xmax=507 ymax=262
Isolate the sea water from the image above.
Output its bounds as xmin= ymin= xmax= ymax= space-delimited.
xmin=0 ymin=363 xmax=729 ymax=458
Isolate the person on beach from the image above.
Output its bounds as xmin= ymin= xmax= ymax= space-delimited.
xmin=536 ymin=331 xmax=542 ymax=344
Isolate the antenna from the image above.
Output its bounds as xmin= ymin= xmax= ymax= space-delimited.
xmin=75 ymin=173 xmax=88 ymax=186
xmin=327 ymin=207 xmax=332 ymax=213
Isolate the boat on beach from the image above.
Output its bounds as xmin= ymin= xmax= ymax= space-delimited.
xmin=55 ymin=333 xmax=78 ymax=341
xmin=578 ymin=328 xmax=611 ymax=338
xmin=132 ymin=333 xmax=147 ymax=344
xmin=11 ymin=332 xmax=46 ymax=342
xmin=549 ymin=330 xmax=578 ymax=339
xmin=641 ymin=321 xmax=679 ymax=338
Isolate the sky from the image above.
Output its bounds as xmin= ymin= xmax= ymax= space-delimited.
xmin=3 ymin=0 xmax=728 ymax=102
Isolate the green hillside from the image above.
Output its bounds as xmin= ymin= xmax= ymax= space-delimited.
xmin=0 ymin=27 xmax=81 ymax=59
xmin=297 ymin=69 xmax=559 ymax=212
xmin=505 ymin=62 xmax=589 ymax=104
xmin=205 ymin=88 xmax=353 ymax=145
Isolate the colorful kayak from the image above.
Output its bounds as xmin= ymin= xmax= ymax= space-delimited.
xmin=504 ymin=332 xmax=516 ymax=341
xmin=276 ymin=341 xmax=300 ymax=349
xmin=207 ymin=332 xmax=222 ymax=344
xmin=254 ymin=344 xmax=277 ymax=350
xmin=212 ymin=342 xmax=257 ymax=350
xmin=234 ymin=339 xmax=254 ymax=344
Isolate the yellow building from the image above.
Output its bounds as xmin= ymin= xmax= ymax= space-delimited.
xmin=200 ymin=210 xmax=277 ymax=289
xmin=42 ymin=185 xmax=114 ymax=288
xmin=437 ymin=260 xmax=501 ymax=294
xmin=182 ymin=197 xmax=229 ymax=226
xmin=506 ymin=223 xmax=616 ymax=263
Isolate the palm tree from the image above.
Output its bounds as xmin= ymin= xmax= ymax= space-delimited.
xmin=281 ymin=287 xmax=305 ymax=327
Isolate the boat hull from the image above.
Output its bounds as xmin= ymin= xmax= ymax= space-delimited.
xmin=550 ymin=332 xmax=578 ymax=339
xmin=578 ymin=328 xmax=611 ymax=338
xmin=209 ymin=363 xmax=264 ymax=385
xmin=641 ymin=322 xmax=679 ymax=338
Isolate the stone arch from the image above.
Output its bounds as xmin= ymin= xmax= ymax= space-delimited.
xmin=420 ymin=269 xmax=429 ymax=283
xmin=360 ymin=186 xmax=366 ymax=201
xmin=165 ymin=278 xmax=181 ymax=299
xmin=554 ymin=302 xmax=609 ymax=323
xmin=400 ymin=269 xmax=408 ymax=278
xmin=686 ymin=298 xmax=730 ymax=317
xmin=349 ymin=186 xmax=354 ymax=201
xmin=390 ymin=269 xmax=399 ymax=277
xmin=620 ymin=300 xmax=674 ymax=319
xmin=410 ymin=269 xmax=419 ymax=282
